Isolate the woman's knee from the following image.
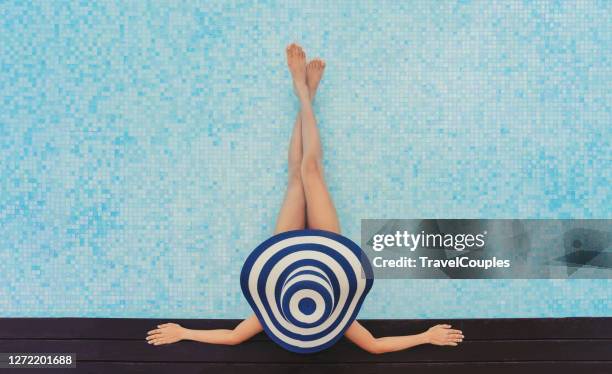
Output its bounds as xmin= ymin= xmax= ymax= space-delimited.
xmin=288 ymin=163 xmax=302 ymax=182
xmin=300 ymin=156 xmax=323 ymax=181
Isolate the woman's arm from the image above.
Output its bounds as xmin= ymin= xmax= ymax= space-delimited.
xmin=146 ymin=314 xmax=263 ymax=346
xmin=344 ymin=320 xmax=464 ymax=354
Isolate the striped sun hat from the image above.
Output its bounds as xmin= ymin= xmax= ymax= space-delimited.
xmin=240 ymin=229 xmax=374 ymax=354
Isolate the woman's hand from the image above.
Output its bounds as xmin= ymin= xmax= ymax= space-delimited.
xmin=146 ymin=323 xmax=187 ymax=346
xmin=424 ymin=324 xmax=464 ymax=346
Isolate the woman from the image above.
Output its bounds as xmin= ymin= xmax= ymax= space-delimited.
xmin=146 ymin=43 xmax=464 ymax=354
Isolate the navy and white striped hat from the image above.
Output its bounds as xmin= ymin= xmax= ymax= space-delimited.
xmin=240 ymin=229 xmax=374 ymax=354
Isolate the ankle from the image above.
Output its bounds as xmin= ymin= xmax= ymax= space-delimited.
xmin=299 ymin=93 xmax=312 ymax=107
xmin=294 ymin=82 xmax=309 ymax=98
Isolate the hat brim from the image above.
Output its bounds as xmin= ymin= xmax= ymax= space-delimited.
xmin=241 ymin=229 xmax=374 ymax=354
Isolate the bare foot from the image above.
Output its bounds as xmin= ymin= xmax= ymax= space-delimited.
xmin=286 ymin=43 xmax=308 ymax=99
xmin=306 ymin=59 xmax=325 ymax=99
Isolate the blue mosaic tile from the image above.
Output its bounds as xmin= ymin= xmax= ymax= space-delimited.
xmin=0 ymin=0 xmax=610 ymax=318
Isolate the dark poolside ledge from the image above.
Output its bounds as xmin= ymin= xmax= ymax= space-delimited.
xmin=0 ymin=317 xmax=611 ymax=373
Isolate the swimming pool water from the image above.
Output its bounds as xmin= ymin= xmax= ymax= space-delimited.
xmin=0 ymin=1 xmax=610 ymax=318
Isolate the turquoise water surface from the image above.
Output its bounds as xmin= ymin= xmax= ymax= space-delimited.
xmin=1 ymin=1 xmax=610 ymax=318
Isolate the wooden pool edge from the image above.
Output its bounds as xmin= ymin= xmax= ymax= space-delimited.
xmin=0 ymin=317 xmax=610 ymax=373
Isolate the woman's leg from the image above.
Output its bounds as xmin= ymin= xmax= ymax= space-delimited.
xmin=286 ymin=43 xmax=340 ymax=233
xmin=276 ymin=50 xmax=325 ymax=233
xmin=274 ymin=111 xmax=306 ymax=233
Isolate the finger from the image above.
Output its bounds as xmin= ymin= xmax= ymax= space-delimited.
xmin=146 ymin=333 xmax=163 ymax=340
xmin=448 ymin=332 xmax=463 ymax=338
xmin=442 ymin=324 xmax=451 ymax=328
xmin=147 ymin=329 xmax=161 ymax=335
xmin=448 ymin=329 xmax=462 ymax=334
xmin=447 ymin=342 xmax=458 ymax=346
